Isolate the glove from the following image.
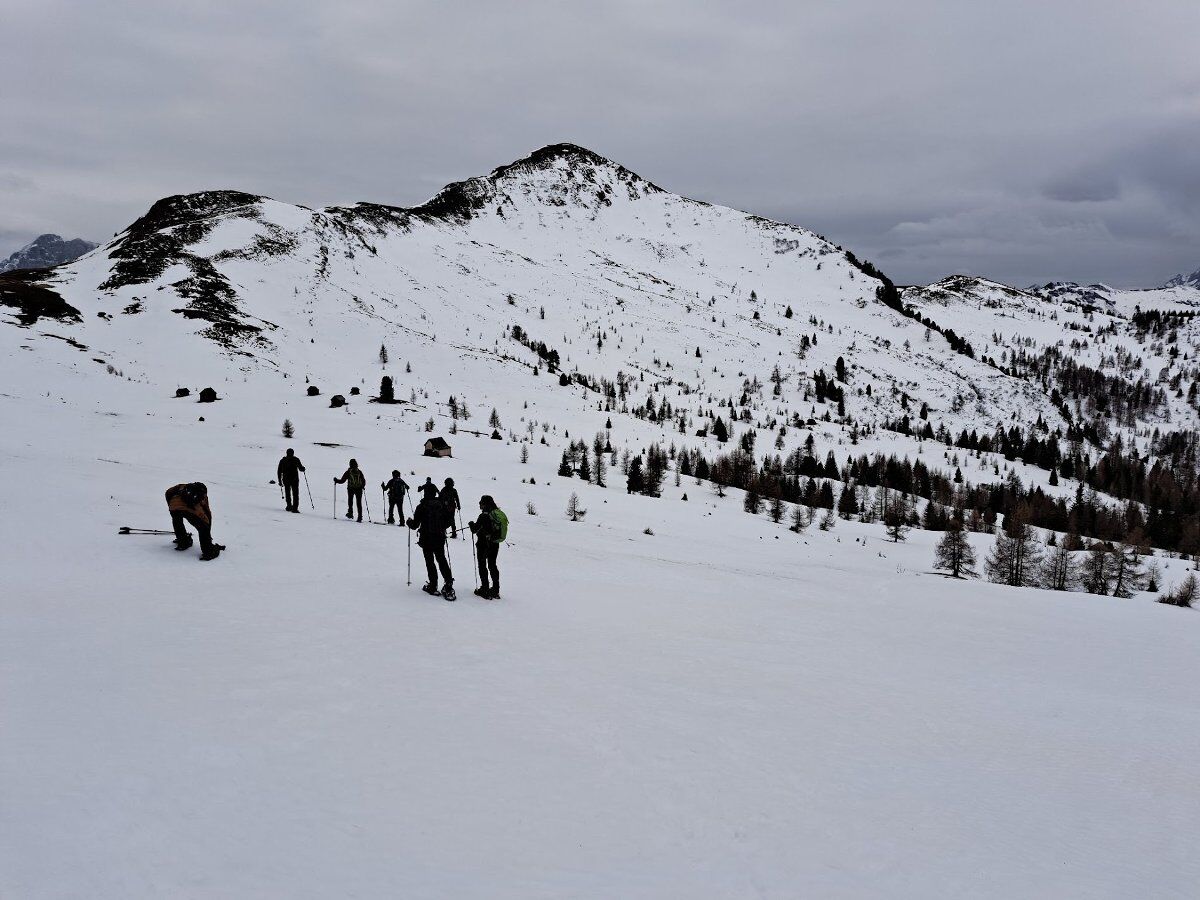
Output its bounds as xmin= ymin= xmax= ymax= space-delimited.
xmin=468 ymin=522 xmax=476 ymax=532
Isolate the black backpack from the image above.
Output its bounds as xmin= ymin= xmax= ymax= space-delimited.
xmin=427 ymin=497 xmax=454 ymax=532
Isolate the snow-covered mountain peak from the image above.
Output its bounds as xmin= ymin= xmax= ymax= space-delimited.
xmin=0 ymin=233 xmax=97 ymax=273
xmin=412 ymin=143 xmax=662 ymax=223
xmin=1162 ymin=266 xmax=1200 ymax=289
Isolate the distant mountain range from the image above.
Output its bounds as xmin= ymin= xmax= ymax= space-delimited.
xmin=1162 ymin=267 xmax=1200 ymax=290
xmin=0 ymin=234 xmax=97 ymax=274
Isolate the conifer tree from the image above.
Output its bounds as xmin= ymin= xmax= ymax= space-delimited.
xmin=566 ymin=493 xmax=586 ymax=522
xmin=768 ymin=495 xmax=785 ymax=524
xmin=985 ymin=507 xmax=1042 ymax=586
xmin=934 ymin=517 xmax=977 ymax=578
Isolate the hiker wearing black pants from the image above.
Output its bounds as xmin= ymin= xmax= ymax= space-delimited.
xmin=277 ymin=448 xmax=306 ymax=512
xmin=382 ymin=470 xmax=409 ymax=524
xmin=407 ymin=493 xmax=455 ymax=600
xmin=442 ymin=477 xmax=461 ymax=536
xmin=468 ymin=494 xmax=507 ymax=599
xmin=334 ymin=459 xmax=366 ymax=522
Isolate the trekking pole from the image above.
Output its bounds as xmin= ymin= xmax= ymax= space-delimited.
xmin=470 ymin=528 xmax=479 ymax=590
xmin=333 ymin=481 xmax=338 ymax=520
xmin=364 ymin=492 xmax=373 ymax=524
xmin=458 ymin=510 xmax=467 ymax=541
xmin=404 ymin=494 xmax=412 ymax=585
xmin=303 ymin=471 xmax=315 ymax=509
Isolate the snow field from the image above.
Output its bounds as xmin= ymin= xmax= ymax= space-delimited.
xmin=2 ymin=378 xmax=1198 ymax=898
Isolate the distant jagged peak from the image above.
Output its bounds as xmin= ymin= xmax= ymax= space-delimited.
xmin=0 ymin=233 xmax=98 ymax=274
xmin=1161 ymin=267 xmax=1200 ymax=289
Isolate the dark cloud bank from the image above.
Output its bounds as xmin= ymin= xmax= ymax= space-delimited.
xmin=2 ymin=0 xmax=1197 ymax=287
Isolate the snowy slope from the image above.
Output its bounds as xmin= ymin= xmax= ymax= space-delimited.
xmin=0 ymin=145 xmax=1075 ymax=460
xmin=2 ymin=369 xmax=1198 ymax=898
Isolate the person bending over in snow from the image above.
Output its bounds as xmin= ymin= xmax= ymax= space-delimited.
xmin=382 ymin=470 xmax=409 ymax=524
xmin=468 ymin=494 xmax=507 ymax=598
xmin=408 ymin=491 xmax=455 ymax=600
xmin=165 ymin=482 xmax=223 ymax=561
xmin=277 ymin=448 xmax=306 ymax=513
xmin=334 ymin=459 xmax=366 ymax=522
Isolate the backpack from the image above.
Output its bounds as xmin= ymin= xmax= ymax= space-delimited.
xmin=428 ymin=497 xmax=454 ymax=532
xmin=490 ymin=508 xmax=508 ymax=542
xmin=181 ymin=483 xmax=207 ymax=506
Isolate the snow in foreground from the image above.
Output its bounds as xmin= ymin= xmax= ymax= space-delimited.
xmin=2 ymin=387 xmax=1198 ymax=899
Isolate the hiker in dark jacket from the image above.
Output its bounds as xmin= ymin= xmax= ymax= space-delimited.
xmin=334 ymin=459 xmax=366 ymax=522
xmin=418 ymin=477 xmax=438 ymax=500
xmin=407 ymin=494 xmax=455 ymax=599
xmin=442 ymin=477 xmax=461 ymax=536
xmin=165 ymin=482 xmax=223 ymax=560
xmin=468 ymin=494 xmax=506 ymax=598
xmin=382 ymin=470 xmax=409 ymax=524
xmin=277 ymin=448 xmax=306 ymax=512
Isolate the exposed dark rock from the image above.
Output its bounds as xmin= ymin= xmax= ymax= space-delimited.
xmin=0 ymin=269 xmax=82 ymax=326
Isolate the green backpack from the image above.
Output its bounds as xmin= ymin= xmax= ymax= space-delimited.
xmin=490 ymin=508 xmax=509 ymax=542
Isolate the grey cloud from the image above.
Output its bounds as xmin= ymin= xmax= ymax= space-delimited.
xmin=1 ymin=0 xmax=1198 ymax=288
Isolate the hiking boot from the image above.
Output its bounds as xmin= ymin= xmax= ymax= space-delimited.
xmin=199 ymin=545 xmax=222 ymax=561
xmin=174 ymin=535 xmax=193 ymax=551
xmin=485 ymin=587 xmax=500 ymax=599
xmin=441 ymin=584 xmax=457 ymax=601
xmin=473 ymin=587 xmax=489 ymax=598
xmin=345 ymin=511 xmax=353 ymax=519
xmin=421 ymin=583 xmax=440 ymax=596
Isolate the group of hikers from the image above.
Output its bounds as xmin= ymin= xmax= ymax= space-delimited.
xmin=163 ymin=448 xmax=508 ymax=602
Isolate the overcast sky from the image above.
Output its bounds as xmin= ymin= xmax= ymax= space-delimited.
xmin=3 ymin=0 xmax=1198 ymax=286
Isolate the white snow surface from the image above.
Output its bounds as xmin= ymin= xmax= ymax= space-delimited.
xmin=1 ymin=358 xmax=1198 ymax=898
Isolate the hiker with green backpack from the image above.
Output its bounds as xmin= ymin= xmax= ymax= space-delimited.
xmin=468 ymin=494 xmax=508 ymax=599
xmin=334 ymin=458 xmax=367 ymax=522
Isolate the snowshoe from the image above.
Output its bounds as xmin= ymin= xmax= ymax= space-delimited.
xmin=421 ymin=583 xmax=440 ymax=596
xmin=345 ymin=511 xmax=353 ymax=519
xmin=199 ymin=544 xmax=224 ymax=561
xmin=441 ymin=585 xmax=457 ymax=602
xmin=174 ymin=535 xmax=193 ymax=551
xmin=473 ymin=587 xmax=489 ymax=598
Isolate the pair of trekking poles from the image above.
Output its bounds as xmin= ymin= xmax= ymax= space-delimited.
xmin=279 ymin=472 xmax=316 ymax=510
xmin=331 ymin=479 xmax=372 ymax=522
